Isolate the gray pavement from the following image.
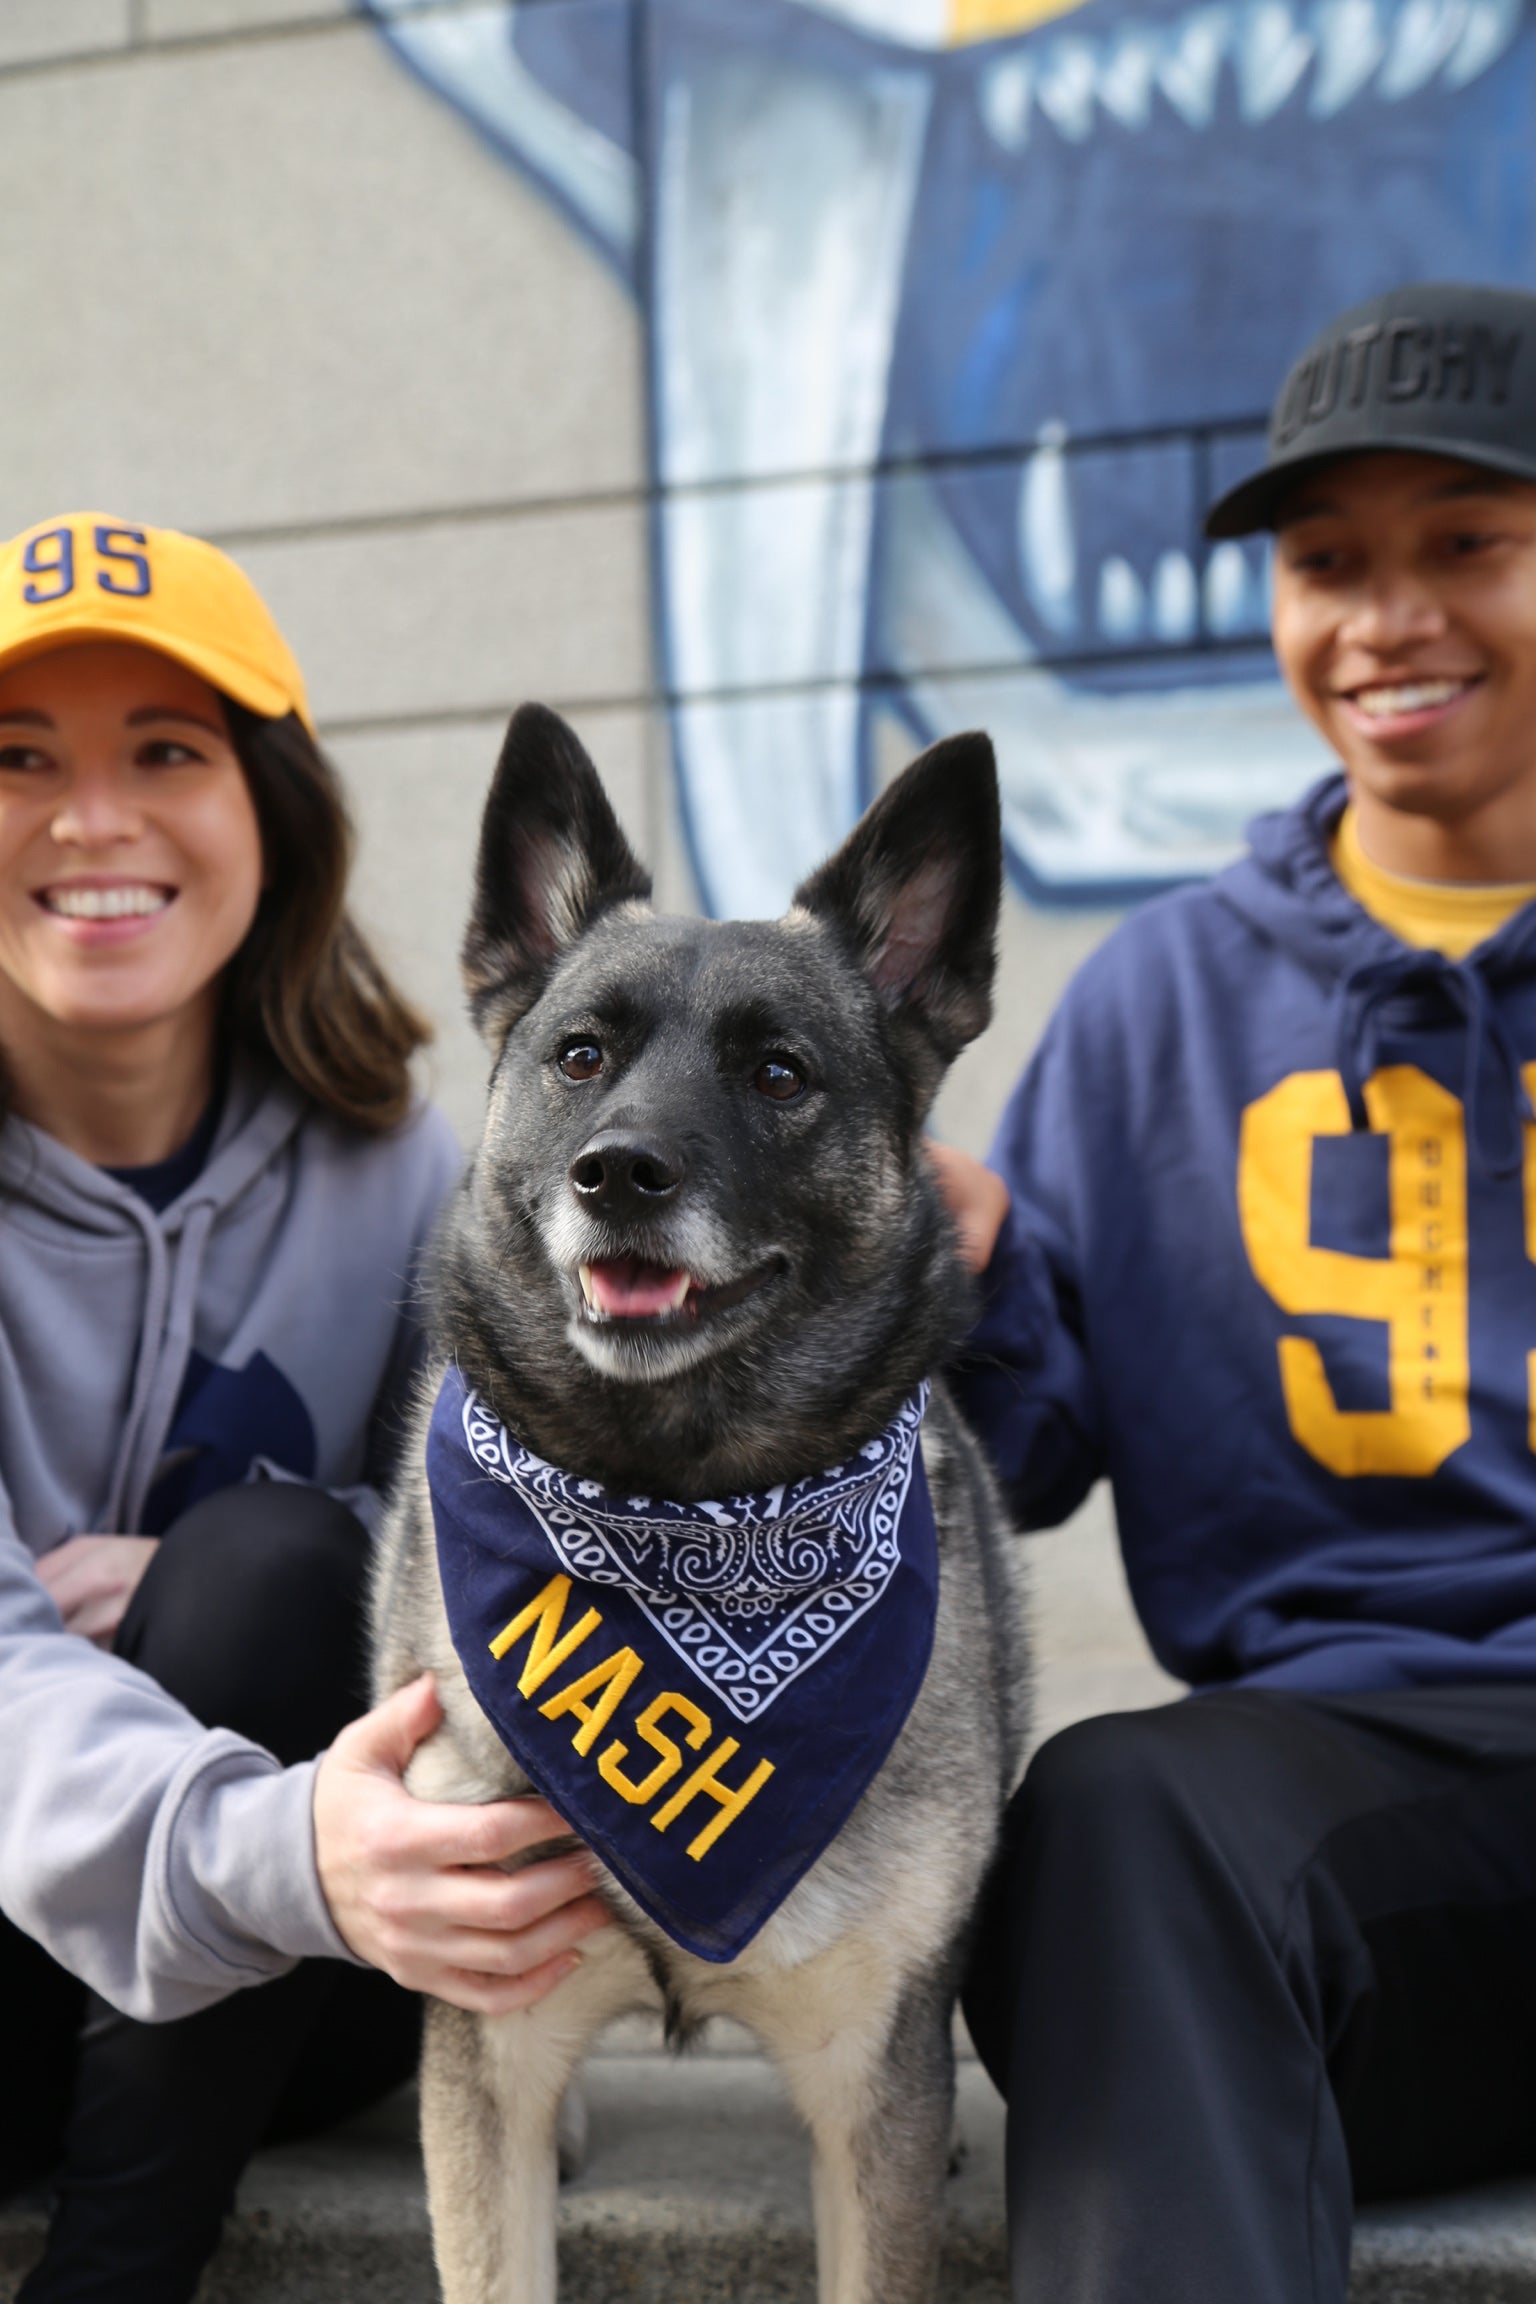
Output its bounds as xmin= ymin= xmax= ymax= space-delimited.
xmin=3 ymin=2024 xmax=1533 ymax=2301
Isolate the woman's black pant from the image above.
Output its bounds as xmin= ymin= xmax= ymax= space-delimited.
xmin=961 ymin=1683 xmax=1536 ymax=2304
xmin=0 ymin=1484 xmax=421 ymax=2304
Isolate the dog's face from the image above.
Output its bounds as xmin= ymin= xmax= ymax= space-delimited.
xmin=442 ymin=704 xmax=1001 ymax=1492
xmin=492 ymin=907 xmax=912 ymax=1388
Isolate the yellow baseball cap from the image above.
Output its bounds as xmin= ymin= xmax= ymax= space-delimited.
xmin=0 ymin=512 xmax=314 ymax=732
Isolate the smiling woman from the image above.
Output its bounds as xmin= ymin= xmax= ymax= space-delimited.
xmin=0 ymin=645 xmax=265 ymax=1156
xmin=0 ymin=514 xmax=481 ymax=2304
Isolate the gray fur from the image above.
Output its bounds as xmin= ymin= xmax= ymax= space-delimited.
xmin=373 ymin=703 xmax=1029 ymax=2304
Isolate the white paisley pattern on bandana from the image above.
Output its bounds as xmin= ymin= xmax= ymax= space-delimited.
xmin=459 ymin=1385 xmax=929 ymax=1723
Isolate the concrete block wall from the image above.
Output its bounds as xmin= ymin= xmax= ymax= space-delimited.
xmin=0 ymin=0 xmax=1176 ymax=1731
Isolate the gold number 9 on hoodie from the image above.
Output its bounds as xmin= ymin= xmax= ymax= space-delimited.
xmin=1238 ymin=1067 xmax=1470 ymax=1478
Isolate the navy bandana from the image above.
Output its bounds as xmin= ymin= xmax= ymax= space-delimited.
xmin=427 ymin=1367 xmax=938 ymax=1961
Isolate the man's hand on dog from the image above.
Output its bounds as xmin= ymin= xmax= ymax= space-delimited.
xmin=314 ymin=1674 xmax=612 ymax=2013
xmin=926 ymin=1142 xmax=1010 ymax=1274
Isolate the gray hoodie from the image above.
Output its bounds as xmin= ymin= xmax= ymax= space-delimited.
xmin=0 ymin=1062 xmax=461 ymax=2015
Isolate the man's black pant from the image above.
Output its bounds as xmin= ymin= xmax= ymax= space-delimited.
xmin=0 ymin=1484 xmax=421 ymax=2304
xmin=961 ymin=1684 xmax=1536 ymax=2304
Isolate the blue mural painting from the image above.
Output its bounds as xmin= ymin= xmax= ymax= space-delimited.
xmin=357 ymin=0 xmax=1536 ymax=914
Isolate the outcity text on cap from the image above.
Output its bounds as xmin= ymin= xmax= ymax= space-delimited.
xmin=1206 ymin=282 xmax=1536 ymax=539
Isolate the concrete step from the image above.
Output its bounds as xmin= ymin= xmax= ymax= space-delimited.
xmin=2 ymin=2034 xmax=1534 ymax=2301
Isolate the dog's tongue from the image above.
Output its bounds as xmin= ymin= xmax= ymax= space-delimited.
xmin=584 ymin=1258 xmax=691 ymax=1319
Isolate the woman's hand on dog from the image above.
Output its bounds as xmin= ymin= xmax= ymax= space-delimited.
xmin=36 ymin=1535 xmax=160 ymax=1648
xmin=925 ymin=1141 xmax=1011 ymax=1274
xmin=313 ymin=1673 xmax=612 ymax=2013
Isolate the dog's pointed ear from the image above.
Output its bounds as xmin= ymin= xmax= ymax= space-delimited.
xmin=462 ymin=704 xmax=652 ymax=1045
xmin=793 ymin=732 xmax=1001 ymax=1074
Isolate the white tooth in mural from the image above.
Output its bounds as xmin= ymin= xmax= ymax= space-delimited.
xmin=1037 ymin=39 xmax=1100 ymax=139
xmin=1239 ymin=0 xmax=1316 ymax=115
xmin=1204 ymin=543 xmax=1253 ymax=637
xmin=1098 ymin=557 xmax=1146 ymax=642
xmin=1379 ymin=0 xmax=1469 ymax=97
xmin=980 ymin=54 xmax=1033 ymax=148
xmin=798 ymin=0 xmax=952 ymax=38
xmin=1099 ymin=27 xmax=1160 ymax=125
xmin=1152 ymin=551 xmax=1199 ymax=643
xmin=1445 ymin=0 xmax=1522 ymax=83
xmin=655 ymin=50 xmax=931 ymax=915
xmin=1019 ymin=424 xmax=1078 ymax=640
xmin=1158 ymin=6 xmax=1232 ymax=127
xmin=1309 ymin=0 xmax=1386 ymax=114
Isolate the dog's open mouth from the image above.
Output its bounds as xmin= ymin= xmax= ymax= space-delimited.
xmin=576 ymin=1255 xmax=784 ymax=1327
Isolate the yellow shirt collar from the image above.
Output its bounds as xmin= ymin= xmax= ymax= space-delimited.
xmin=1332 ymin=805 xmax=1536 ymax=962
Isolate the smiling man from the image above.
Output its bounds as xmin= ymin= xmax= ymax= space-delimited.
xmin=952 ymin=282 xmax=1536 ymax=2304
xmin=1271 ymin=455 xmax=1536 ymax=864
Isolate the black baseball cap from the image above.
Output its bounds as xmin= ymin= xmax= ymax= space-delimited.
xmin=1204 ymin=281 xmax=1536 ymax=539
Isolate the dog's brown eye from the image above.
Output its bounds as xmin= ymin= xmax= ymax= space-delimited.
xmin=754 ymin=1058 xmax=804 ymax=1101
xmin=558 ymin=1042 xmax=604 ymax=1082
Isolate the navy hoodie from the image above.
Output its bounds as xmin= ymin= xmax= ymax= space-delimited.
xmin=955 ymin=774 xmax=1536 ymax=1694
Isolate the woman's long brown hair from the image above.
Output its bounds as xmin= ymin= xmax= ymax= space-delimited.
xmin=221 ymin=702 xmax=430 ymax=1132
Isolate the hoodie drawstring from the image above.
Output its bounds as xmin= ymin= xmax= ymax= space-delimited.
xmin=125 ymin=1199 xmax=220 ymax=1532
xmin=102 ymin=1196 xmax=223 ymax=1533
xmin=1336 ymin=952 xmax=1536 ymax=1180
xmin=101 ymin=1200 xmax=172 ymax=1532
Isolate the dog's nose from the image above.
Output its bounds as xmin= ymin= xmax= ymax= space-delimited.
xmin=569 ymin=1131 xmax=686 ymax=1214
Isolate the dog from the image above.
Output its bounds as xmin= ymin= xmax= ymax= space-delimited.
xmin=372 ymin=702 xmax=1028 ymax=2304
